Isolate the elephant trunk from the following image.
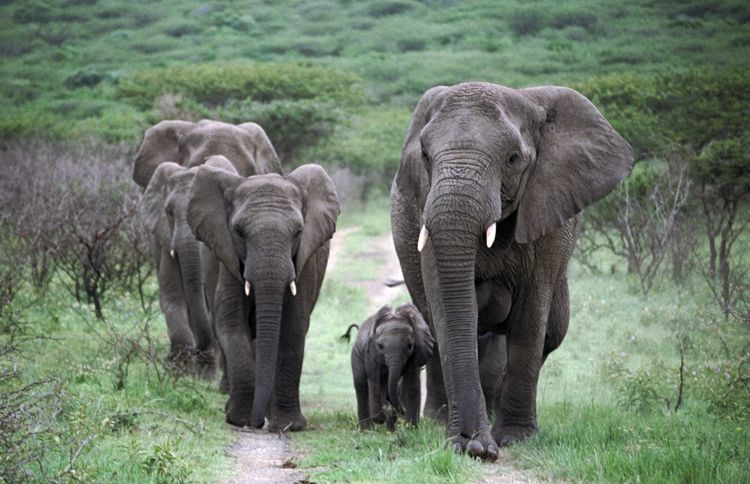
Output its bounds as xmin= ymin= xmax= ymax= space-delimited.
xmin=423 ymin=174 xmax=490 ymax=437
xmin=386 ymin=354 xmax=405 ymax=413
xmin=174 ymin=225 xmax=212 ymax=352
xmin=248 ymin=258 xmax=288 ymax=429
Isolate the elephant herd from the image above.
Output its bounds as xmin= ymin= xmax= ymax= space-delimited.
xmin=133 ymin=82 xmax=633 ymax=460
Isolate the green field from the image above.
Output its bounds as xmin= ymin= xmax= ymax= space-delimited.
xmin=2 ymin=0 xmax=749 ymax=482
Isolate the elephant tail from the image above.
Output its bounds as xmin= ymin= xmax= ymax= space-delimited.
xmin=383 ymin=278 xmax=405 ymax=287
xmin=340 ymin=324 xmax=360 ymax=342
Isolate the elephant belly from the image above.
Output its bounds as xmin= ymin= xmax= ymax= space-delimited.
xmin=476 ymin=280 xmax=511 ymax=334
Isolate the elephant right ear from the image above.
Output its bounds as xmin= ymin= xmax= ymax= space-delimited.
xmin=394 ymin=86 xmax=448 ymax=210
xmin=396 ymin=303 xmax=434 ymax=367
xmin=187 ymin=165 xmax=244 ymax=279
xmin=132 ymin=120 xmax=196 ymax=188
xmin=140 ymin=162 xmax=183 ymax=249
xmin=238 ymin=122 xmax=283 ymax=175
xmin=367 ymin=305 xmax=394 ymax=341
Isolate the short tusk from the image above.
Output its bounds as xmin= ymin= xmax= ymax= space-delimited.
xmin=169 ymin=249 xmax=175 ymax=258
xmin=417 ymin=225 xmax=429 ymax=253
xmin=244 ymin=280 xmax=251 ymax=297
xmin=290 ymin=280 xmax=297 ymax=296
xmin=486 ymin=222 xmax=496 ymax=248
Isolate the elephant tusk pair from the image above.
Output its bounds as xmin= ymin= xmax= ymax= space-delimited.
xmin=243 ymin=280 xmax=296 ymax=296
xmin=416 ymin=223 xmax=497 ymax=251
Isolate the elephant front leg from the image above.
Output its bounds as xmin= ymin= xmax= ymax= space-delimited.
xmin=401 ymin=363 xmax=421 ymax=426
xmin=214 ymin=269 xmax=255 ymax=427
xmin=156 ymin=249 xmax=193 ymax=368
xmin=491 ymin=294 xmax=548 ymax=446
xmin=353 ymin=357 xmax=371 ymax=429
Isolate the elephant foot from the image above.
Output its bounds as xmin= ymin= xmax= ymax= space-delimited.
xmin=224 ymin=397 xmax=255 ymax=428
xmin=492 ymin=422 xmax=538 ymax=447
xmin=267 ymin=411 xmax=307 ymax=432
xmin=448 ymin=429 xmax=499 ymax=461
xmin=165 ymin=348 xmax=192 ymax=374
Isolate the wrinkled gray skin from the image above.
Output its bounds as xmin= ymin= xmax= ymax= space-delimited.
xmin=350 ymin=304 xmax=434 ymax=430
xmin=187 ymin=163 xmax=340 ymax=431
xmin=133 ymin=120 xmax=281 ymax=372
xmin=390 ymin=82 xmax=634 ymax=459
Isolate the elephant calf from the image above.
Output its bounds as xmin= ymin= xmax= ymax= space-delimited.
xmin=348 ymin=304 xmax=434 ymax=430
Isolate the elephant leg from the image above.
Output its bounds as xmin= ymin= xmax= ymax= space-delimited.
xmin=353 ymin=357 xmax=371 ymax=429
xmin=491 ymin=289 xmax=550 ymax=447
xmin=424 ymin=352 xmax=449 ymax=422
xmin=401 ymin=363 xmax=421 ymax=425
xmin=214 ymin=268 xmax=255 ymax=426
xmin=368 ymin=377 xmax=385 ymax=424
xmin=478 ymin=333 xmax=506 ymax=420
xmin=156 ymin=248 xmax=193 ymax=367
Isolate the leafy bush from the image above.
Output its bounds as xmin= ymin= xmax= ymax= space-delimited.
xmin=116 ymin=62 xmax=363 ymax=109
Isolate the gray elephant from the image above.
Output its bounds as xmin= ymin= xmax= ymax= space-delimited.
xmin=348 ymin=304 xmax=434 ymax=430
xmin=390 ymin=82 xmax=634 ymax=459
xmin=132 ymin=120 xmax=281 ymax=368
xmin=187 ymin=163 xmax=340 ymax=431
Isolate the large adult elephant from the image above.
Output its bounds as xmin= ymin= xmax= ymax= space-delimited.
xmin=390 ymin=83 xmax=633 ymax=459
xmin=132 ymin=120 xmax=281 ymax=368
xmin=187 ymin=163 xmax=340 ymax=431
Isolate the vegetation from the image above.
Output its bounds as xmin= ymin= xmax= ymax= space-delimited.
xmin=1 ymin=0 xmax=749 ymax=482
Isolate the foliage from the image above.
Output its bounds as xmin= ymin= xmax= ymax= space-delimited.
xmin=115 ymin=62 xmax=363 ymax=109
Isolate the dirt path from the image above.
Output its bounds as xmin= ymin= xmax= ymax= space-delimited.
xmin=221 ymin=427 xmax=306 ymax=484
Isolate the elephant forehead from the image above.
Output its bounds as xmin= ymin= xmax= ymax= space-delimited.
xmin=376 ymin=319 xmax=414 ymax=336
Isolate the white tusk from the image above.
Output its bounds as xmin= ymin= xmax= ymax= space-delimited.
xmin=417 ymin=225 xmax=429 ymax=253
xmin=486 ymin=222 xmax=497 ymax=248
xmin=244 ymin=280 xmax=251 ymax=296
xmin=169 ymin=249 xmax=175 ymax=258
xmin=290 ymin=281 xmax=297 ymax=296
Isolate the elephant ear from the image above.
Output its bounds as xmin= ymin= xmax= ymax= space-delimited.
xmin=515 ymin=87 xmax=634 ymax=243
xmin=132 ymin=120 xmax=195 ymax=188
xmin=238 ymin=122 xmax=283 ymax=175
xmin=187 ymin=165 xmax=244 ymax=279
xmin=396 ymin=303 xmax=434 ymax=367
xmin=395 ymin=86 xmax=448 ymax=209
xmin=287 ymin=164 xmax=341 ymax=277
xmin=140 ymin=162 xmax=183 ymax=249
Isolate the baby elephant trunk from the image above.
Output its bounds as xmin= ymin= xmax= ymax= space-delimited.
xmin=386 ymin=354 xmax=405 ymax=414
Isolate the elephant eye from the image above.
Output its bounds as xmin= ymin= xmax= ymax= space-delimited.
xmin=377 ymin=342 xmax=384 ymax=350
xmin=507 ymin=153 xmax=522 ymax=167
xmin=421 ymin=148 xmax=430 ymax=162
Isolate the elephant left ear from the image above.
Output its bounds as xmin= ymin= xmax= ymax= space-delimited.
xmin=396 ymin=303 xmax=434 ymax=367
xmin=141 ymin=162 xmax=183 ymax=249
xmin=515 ymin=86 xmax=635 ymax=243
xmin=287 ymin=164 xmax=341 ymax=277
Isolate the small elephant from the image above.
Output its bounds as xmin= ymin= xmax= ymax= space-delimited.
xmin=391 ymin=82 xmax=634 ymax=458
xmin=349 ymin=304 xmax=434 ymax=430
xmin=132 ymin=119 xmax=280 ymax=368
xmin=187 ymin=163 xmax=340 ymax=431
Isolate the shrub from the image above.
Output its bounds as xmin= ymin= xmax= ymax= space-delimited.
xmin=116 ymin=62 xmax=363 ymax=109
xmin=507 ymin=8 xmax=547 ymax=36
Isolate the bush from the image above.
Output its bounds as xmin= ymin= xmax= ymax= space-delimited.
xmin=116 ymin=62 xmax=363 ymax=109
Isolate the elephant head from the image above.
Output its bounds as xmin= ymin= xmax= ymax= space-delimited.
xmin=132 ymin=119 xmax=282 ymax=189
xmin=187 ymin=163 xmax=340 ymax=428
xmin=368 ymin=304 xmax=434 ymax=413
xmin=394 ymin=82 xmax=633 ymax=453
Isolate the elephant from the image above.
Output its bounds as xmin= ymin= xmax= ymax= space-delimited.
xmin=132 ymin=119 xmax=281 ymax=369
xmin=390 ymin=82 xmax=634 ymax=459
xmin=348 ymin=303 xmax=434 ymax=430
xmin=186 ymin=163 xmax=340 ymax=431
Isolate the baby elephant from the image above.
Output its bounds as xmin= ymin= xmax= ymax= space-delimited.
xmin=348 ymin=304 xmax=434 ymax=430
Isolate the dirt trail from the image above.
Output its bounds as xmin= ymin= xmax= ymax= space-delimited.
xmin=223 ymin=226 xmax=541 ymax=483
